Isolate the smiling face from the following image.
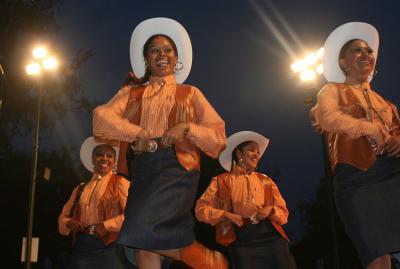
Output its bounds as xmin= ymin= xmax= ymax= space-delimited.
xmin=339 ymin=39 xmax=375 ymax=83
xmin=144 ymin=35 xmax=178 ymax=77
xmin=235 ymin=141 xmax=261 ymax=171
xmin=92 ymin=144 xmax=116 ymax=176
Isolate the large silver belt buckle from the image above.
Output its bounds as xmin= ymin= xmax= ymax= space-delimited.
xmin=147 ymin=140 xmax=158 ymax=152
xmin=88 ymin=225 xmax=96 ymax=235
xmin=250 ymin=216 xmax=259 ymax=225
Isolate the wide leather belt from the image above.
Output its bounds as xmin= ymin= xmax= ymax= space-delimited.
xmin=242 ymin=216 xmax=261 ymax=225
xmin=79 ymin=225 xmax=97 ymax=235
xmin=130 ymin=138 xmax=171 ymax=153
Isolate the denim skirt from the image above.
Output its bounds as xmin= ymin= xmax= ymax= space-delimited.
xmin=228 ymin=220 xmax=297 ymax=269
xmin=71 ymin=233 xmax=127 ymax=269
xmin=118 ymin=147 xmax=200 ymax=250
xmin=334 ymin=155 xmax=400 ymax=267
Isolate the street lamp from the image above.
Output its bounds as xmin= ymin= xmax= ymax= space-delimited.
xmin=291 ymin=48 xmax=341 ymax=269
xmin=24 ymin=46 xmax=58 ymax=269
xmin=291 ymin=47 xmax=324 ymax=82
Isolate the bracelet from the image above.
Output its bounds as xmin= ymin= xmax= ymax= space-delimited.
xmin=183 ymin=123 xmax=190 ymax=136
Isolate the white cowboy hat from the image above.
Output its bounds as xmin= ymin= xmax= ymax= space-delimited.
xmin=218 ymin=131 xmax=270 ymax=171
xmin=322 ymin=22 xmax=379 ymax=83
xmin=130 ymin=17 xmax=192 ymax=84
xmin=80 ymin=136 xmax=119 ymax=173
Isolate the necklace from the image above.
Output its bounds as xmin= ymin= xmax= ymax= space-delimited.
xmin=85 ymin=174 xmax=102 ymax=207
xmin=245 ymin=174 xmax=255 ymax=204
xmin=143 ymin=82 xmax=166 ymax=99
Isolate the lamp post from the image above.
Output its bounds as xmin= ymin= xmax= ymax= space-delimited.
xmin=291 ymin=48 xmax=340 ymax=269
xmin=24 ymin=46 xmax=58 ymax=269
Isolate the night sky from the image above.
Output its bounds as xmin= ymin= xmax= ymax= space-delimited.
xmin=45 ymin=0 xmax=400 ymax=241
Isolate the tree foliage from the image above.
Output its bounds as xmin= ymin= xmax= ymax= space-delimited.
xmin=0 ymin=1 xmax=93 ymax=268
xmin=292 ymin=177 xmax=362 ymax=269
xmin=0 ymin=0 xmax=93 ymax=137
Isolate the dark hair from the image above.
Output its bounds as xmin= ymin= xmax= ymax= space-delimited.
xmin=123 ymin=34 xmax=178 ymax=87
xmin=338 ymin=39 xmax=359 ymax=73
xmin=142 ymin=34 xmax=178 ymax=84
xmin=230 ymin=141 xmax=254 ymax=170
xmin=143 ymin=34 xmax=178 ymax=57
xmin=92 ymin=144 xmax=116 ymax=158
xmin=122 ymin=71 xmax=144 ymax=87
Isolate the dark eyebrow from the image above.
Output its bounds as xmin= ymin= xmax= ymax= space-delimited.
xmin=352 ymin=47 xmax=374 ymax=53
xmin=95 ymin=150 xmax=114 ymax=155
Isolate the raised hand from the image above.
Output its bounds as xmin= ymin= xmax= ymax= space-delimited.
xmin=133 ymin=128 xmax=150 ymax=152
xmin=383 ymin=135 xmax=400 ymax=157
xmin=223 ymin=211 xmax=243 ymax=227
xmin=161 ymin=122 xmax=189 ymax=146
xmin=256 ymin=206 xmax=275 ymax=221
xmin=94 ymin=223 xmax=108 ymax=238
xmin=66 ymin=219 xmax=86 ymax=233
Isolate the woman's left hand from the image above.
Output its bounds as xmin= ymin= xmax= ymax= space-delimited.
xmin=383 ymin=135 xmax=400 ymax=157
xmin=94 ymin=223 xmax=108 ymax=238
xmin=256 ymin=206 xmax=274 ymax=221
xmin=161 ymin=122 xmax=189 ymax=146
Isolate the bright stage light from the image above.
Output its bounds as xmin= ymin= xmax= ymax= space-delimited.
xmin=316 ymin=64 xmax=323 ymax=74
xmin=300 ymin=69 xmax=316 ymax=82
xmin=26 ymin=63 xmax=41 ymax=76
xmin=291 ymin=47 xmax=324 ymax=84
xmin=32 ymin=47 xmax=47 ymax=59
xmin=291 ymin=47 xmax=324 ymax=74
xmin=304 ymin=53 xmax=317 ymax=66
xmin=316 ymin=47 xmax=324 ymax=59
xmin=26 ymin=45 xmax=58 ymax=75
xmin=291 ymin=60 xmax=306 ymax=73
xmin=42 ymin=57 xmax=58 ymax=70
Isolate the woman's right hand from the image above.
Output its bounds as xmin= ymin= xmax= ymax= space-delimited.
xmin=223 ymin=211 xmax=243 ymax=227
xmin=370 ymin=125 xmax=389 ymax=154
xmin=384 ymin=135 xmax=400 ymax=157
xmin=66 ymin=219 xmax=86 ymax=233
xmin=133 ymin=129 xmax=150 ymax=152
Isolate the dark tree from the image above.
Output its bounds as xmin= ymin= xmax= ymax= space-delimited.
xmin=291 ymin=177 xmax=362 ymax=269
xmin=0 ymin=1 xmax=93 ymax=268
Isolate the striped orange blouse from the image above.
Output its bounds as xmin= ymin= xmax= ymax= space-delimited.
xmin=93 ymin=75 xmax=226 ymax=158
